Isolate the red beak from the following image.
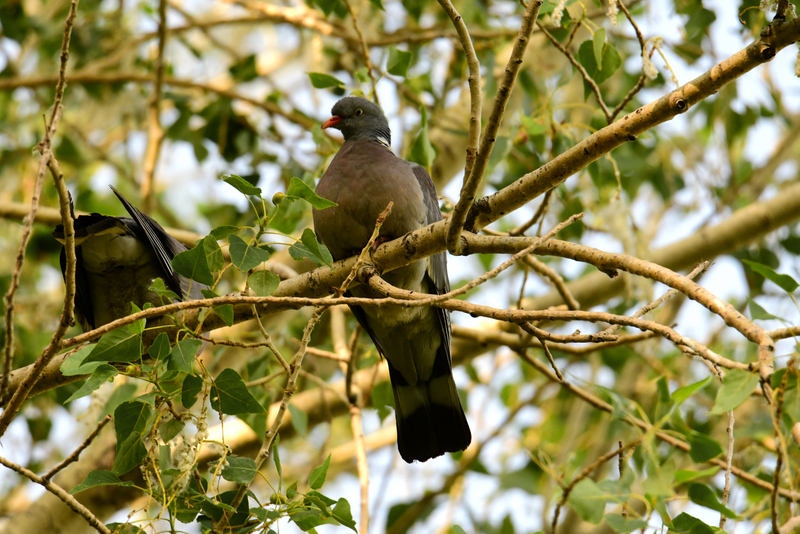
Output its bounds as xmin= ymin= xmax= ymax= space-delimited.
xmin=322 ymin=115 xmax=342 ymax=129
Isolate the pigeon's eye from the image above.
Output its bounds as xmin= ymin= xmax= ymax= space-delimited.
xmin=355 ymin=108 xmax=363 ymax=116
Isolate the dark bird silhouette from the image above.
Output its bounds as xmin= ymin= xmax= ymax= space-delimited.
xmin=53 ymin=186 xmax=206 ymax=331
xmin=312 ymin=96 xmax=471 ymax=462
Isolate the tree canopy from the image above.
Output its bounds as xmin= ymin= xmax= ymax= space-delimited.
xmin=1 ymin=0 xmax=800 ymax=533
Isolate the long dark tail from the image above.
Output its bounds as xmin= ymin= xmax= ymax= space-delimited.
xmin=388 ymin=345 xmax=471 ymax=463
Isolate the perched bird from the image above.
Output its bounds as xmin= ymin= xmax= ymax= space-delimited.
xmin=313 ymin=96 xmax=471 ymax=462
xmin=53 ymin=186 xmax=207 ymax=331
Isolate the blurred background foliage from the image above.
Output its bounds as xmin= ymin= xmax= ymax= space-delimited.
xmin=1 ymin=0 xmax=800 ymax=533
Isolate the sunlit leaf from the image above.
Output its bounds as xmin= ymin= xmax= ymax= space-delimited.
xmin=210 ymin=368 xmax=264 ymax=415
xmin=308 ymin=72 xmax=345 ymax=89
xmin=709 ymin=369 xmax=758 ymax=414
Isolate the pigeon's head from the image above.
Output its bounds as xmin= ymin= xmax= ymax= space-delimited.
xmin=322 ymin=96 xmax=391 ymax=145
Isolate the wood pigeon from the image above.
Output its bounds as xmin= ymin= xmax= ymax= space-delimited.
xmin=312 ymin=96 xmax=471 ymax=463
xmin=52 ymin=186 xmax=207 ymax=331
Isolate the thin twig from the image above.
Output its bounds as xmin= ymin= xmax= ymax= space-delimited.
xmin=437 ymin=0 xmax=482 ymax=254
xmin=610 ymin=0 xmax=648 ymax=120
xmin=251 ymin=305 xmax=290 ymax=373
xmin=537 ymin=335 xmax=562 ymax=381
xmin=619 ymin=440 xmax=628 ymax=518
xmin=341 ymin=0 xmax=379 ymax=103
xmin=42 ymin=415 xmax=112 ymax=481
xmin=388 ymin=396 xmax=536 ymax=534
xmin=0 ymin=454 xmax=112 ymax=534
xmin=538 ymin=21 xmax=611 ymax=122
xmin=605 ymin=261 xmax=708 ymax=334
xmin=446 ymin=0 xmax=543 ymax=254
xmin=140 ymin=0 xmax=168 ymax=214
xmin=509 ymin=189 xmax=552 ymax=236
xmin=0 ymin=0 xmax=80 ymax=436
xmin=521 ymin=255 xmax=580 ymax=310
xmin=338 ymin=201 xmax=394 ymax=295
xmin=776 ymin=0 xmax=791 ymax=20
xmin=551 ymin=440 xmax=641 ymax=532
xmin=519 ymin=322 xmax=617 ymax=344
xmin=350 ymin=405 xmax=369 ymax=534
xmin=719 ymin=410 xmax=735 ymax=530
xmin=773 ymin=367 xmax=789 ymax=533
xmin=516 ymin=349 xmax=800 ymax=501
xmin=217 ymin=306 xmax=327 ymax=531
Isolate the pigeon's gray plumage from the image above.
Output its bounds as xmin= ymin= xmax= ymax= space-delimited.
xmin=53 ymin=186 xmax=207 ymax=331
xmin=313 ymin=96 xmax=471 ymax=463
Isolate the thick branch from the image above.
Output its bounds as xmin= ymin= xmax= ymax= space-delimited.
xmin=467 ymin=17 xmax=800 ymax=230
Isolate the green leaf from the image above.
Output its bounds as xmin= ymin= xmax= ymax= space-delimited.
xmin=168 ymin=338 xmax=202 ymax=373
xmin=605 ymin=514 xmax=648 ymax=532
xmin=210 ymin=368 xmax=264 ymax=415
xmin=148 ymin=332 xmax=171 ymax=361
xmin=115 ymin=400 xmax=154 ymax=439
xmin=70 ymin=470 xmax=134 ymax=494
xmin=520 ymin=114 xmax=548 ymax=136
xmin=210 ymin=225 xmax=240 ymax=240
xmin=366 ymin=0 xmax=383 ymax=10
xmin=577 ymin=39 xmax=622 ymax=99
xmin=291 ymin=508 xmax=326 ymax=531
xmin=782 ymin=372 xmax=800 ymax=423
xmin=688 ymin=433 xmax=723 ymax=463
xmin=748 ymin=299 xmax=781 ymax=321
xmin=332 ymin=498 xmax=357 ymax=531
xmin=642 ymin=458 xmax=675 ymax=497
xmin=387 ymin=46 xmax=412 ymax=76
xmin=567 ymin=478 xmax=606 ymax=524
xmin=128 ymin=303 xmax=145 ymax=335
xmin=113 ymin=432 xmax=147 ymax=475
xmin=249 ymin=270 xmax=280 ymax=296
xmin=386 ymin=499 xmax=436 ymax=532
xmin=172 ymin=239 xmax=215 ymax=286
xmin=223 ymin=174 xmax=262 ymax=196
xmin=229 ymin=54 xmax=258 ymax=82
xmin=159 ymin=418 xmax=184 ymax=442
xmin=222 ymin=456 xmax=258 ymax=484
xmin=202 ymin=235 xmax=224 ymax=272
xmin=83 ymin=328 xmax=142 ymax=364
xmin=593 ymin=28 xmax=606 ymax=69
xmin=449 ymin=528 xmax=469 ymax=534
xmin=709 ymin=369 xmax=758 ymax=414
xmin=672 ymin=376 xmax=712 ymax=406
xmin=214 ymin=303 xmax=234 ymax=327
xmin=288 ymin=228 xmax=334 ymax=267
xmin=149 ymin=277 xmax=179 ymax=300
xmin=182 ymin=374 xmax=203 ymax=408
xmin=288 ymin=403 xmax=308 ymax=437
xmin=104 ymin=523 xmax=145 ymax=534
xmin=287 ymin=480 xmax=298 ymax=499
xmin=286 ymin=176 xmax=337 ymax=209
xmin=656 ymin=376 xmax=672 ymax=403
xmin=273 ymin=434 xmax=282 ymax=480
xmin=675 ymin=466 xmax=720 ymax=483
xmin=408 ymin=105 xmax=435 ymax=170
xmin=313 ymin=0 xmax=340 ymax=16
xmin=65 ymin=364 xmax=118 ymax=403
xmin=371 ymin=380 xmax=395 ymax=422
xmin=742 ymin=259 xmax=798 ymax=293
xmin=308 ymin=454 xmax=331 ymax=490
xmin=60 ymin=346 xmax=101 ymax=376
xmin=308 ymin=72 xmax=345 ymax=89
xmin=229 ymin=234 xmax=271 ymax=272
xmin=688 ymin=483 xmax=739 ymax=519
xmin=671 ymin=512 xmax=716 ymax=533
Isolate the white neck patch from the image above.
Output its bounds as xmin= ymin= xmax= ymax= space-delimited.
xmin=376 ymin=136 xmax=393 ymax=152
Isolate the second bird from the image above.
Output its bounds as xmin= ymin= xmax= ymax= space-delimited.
xmin=312 ymin=96 xmax=471 ymax=463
